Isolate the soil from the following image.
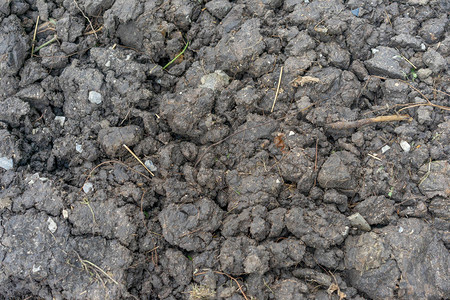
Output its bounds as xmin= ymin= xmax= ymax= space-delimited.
xmin=0 ymin=0 xmax=449 ymax=299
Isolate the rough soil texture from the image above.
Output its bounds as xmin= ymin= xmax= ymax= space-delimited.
xmin=0 ymin=0 xmax=449 ymax=299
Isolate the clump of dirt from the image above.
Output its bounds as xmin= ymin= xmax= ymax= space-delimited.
xmin=0 ymin=0 xmax=449 ymax=299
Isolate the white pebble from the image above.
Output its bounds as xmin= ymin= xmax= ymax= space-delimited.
xmin=288 ymin=131 xmax=295 ymax=136
xmin=398 ymin=226 xmax=404 ymax=233
xmin=62 ymin=209 xmax=69 ymax=219
xmin=83 ymin=182 xmax=94 ymax=193
xmin=381 ymin=145 xmax=391 ymax=153
xmin=47 ymin=217 xmax=57 ymax=233
xmin=400 ymin=140 xmax=411 ymax=152
xmin=0 ymin=157 xmax=13 ymax=170
xmin=54 ymin=116 xmax=66 ymax=126
xmin=75 ymin=143 xmax=83 ymax=153
xmin=144 ymin=160 xmax=158 ymax=172
xmin=88 ymin=91 xmax=102 ymax=104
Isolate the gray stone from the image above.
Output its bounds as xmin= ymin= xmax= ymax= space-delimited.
xmin=365 ymin=46 xmax=410 ymax=79
xmin=348 ymin=213 xmax=371 ymax=231
xmin=422 ymin=49 xmax=447 ymax=74
xmin=417 ymin=68 xmax=432 ymax=80
xmin=199 ymin=70 xmax=230 ymax=90
xmin=0 ymin=157 xmax=13 ymax=170
xmin=88 ymin=91 xmax=102 ymax=104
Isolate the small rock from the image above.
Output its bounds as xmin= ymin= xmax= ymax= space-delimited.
xmin=400 ymin=140 xmax=411 ymax=152
xmin=365 ymin=46 xmax=410 ymax=79
xmin=75 ymin=143 xmax=83 ymax=153
xmin=89 ymin=91 xmax=102 ymax=104
xmin=348 ymin=212 xmax=371 ymax=231
xmin=144 ymin=160 xmax=157 ymax=172
xmin=83 ymin=182 xmax=94 ymax=193
xmin=62 ymin=209 xmax=69 ymax=219
xmin=47 ymin=217 xmax=57 ymax=233
xmin=381 ymin=145 xmax=391 ymax=153
xmin=417 ymin=68 xmax=432 ymax=80
xmin=422 ymin=49 xmax=446 ymax=74
xmin=54 ymin=116 xmax=66 ymax=126
xmin=407 ymin=0 xmax=429 ymax=4
xmin=0 ymin=157 xmax=13 ymax=170
xmin=199 ymin=70 xmax=230 ymax=91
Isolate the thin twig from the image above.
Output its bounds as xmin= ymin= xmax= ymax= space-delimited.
xmin=271 ymin=66 xmax=283 ymax=113
xmin=31 ymin=16 xmax=40 ymax=57
xmin=195 ymin=271 xmax=249 ymax=300
xmin=326 ymin=114 xmax=412 ymax=130
xmin=73 ymin=251 xmax=119 ymax=285
xmin=369 ymin=75 xmax=450 ymax=112
xmin=73 ymin=0 xmax=98 ymax=39
xmin=123 ymin=144 xmax=155 ymax=177
xmin=81 ymin=259 xmax=119 ymax=285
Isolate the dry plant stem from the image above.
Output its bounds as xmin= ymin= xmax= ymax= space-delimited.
xmin=73 ymin=0 xmax=97 ymax=38
xmin=327 ymin=114 xmax=412 ymax=130
xmin=370 ymin=75 xmax=450 ymax=112
xmin=123 ymin=144 xmax=155 ymax=176
xmin=271 ymin=66 xmax=283 ymax=112
xmin=73 ymin=251 xmax=119 ymax=285
xmin=80 ymin=160 xmax=152 ymax=192
xmin=31 ymin=16 xmax=40 ymax=56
